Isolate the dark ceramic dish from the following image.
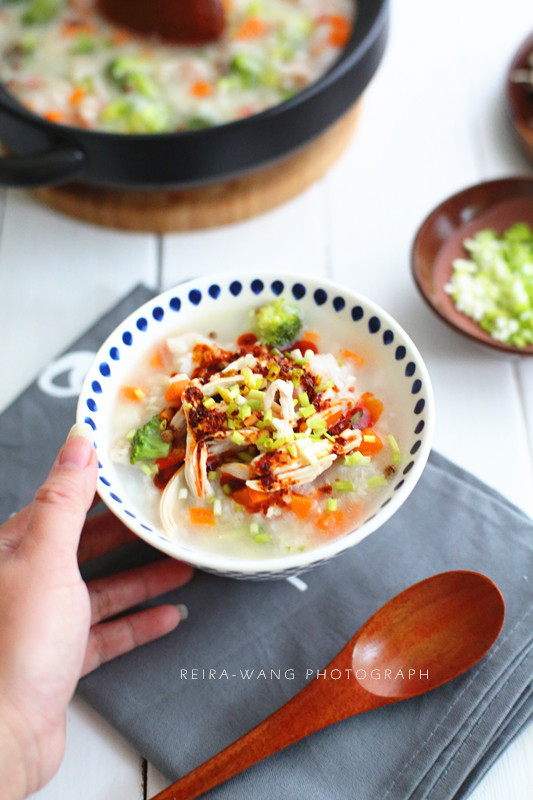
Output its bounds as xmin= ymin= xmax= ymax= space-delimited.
xmin=411 ymin=177 xmax=533 ymax=357
xmin=0 ymin=0 xmax=388 ymax=190
xmin=507 ymin=31 xmax=533 ymax=164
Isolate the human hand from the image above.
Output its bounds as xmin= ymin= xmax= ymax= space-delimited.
xmin=0 ymin=424 xmax=193 ymax=799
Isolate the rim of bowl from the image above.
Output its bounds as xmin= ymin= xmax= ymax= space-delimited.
xmin=411 ymin=176 xmax=533 ymax=357
xmin=0 ymin=0 xmax=388 ymax=141
xmin=77 ymin=271 xmax=435 ymax=575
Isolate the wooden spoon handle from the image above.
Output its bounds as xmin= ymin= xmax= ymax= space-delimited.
xmin=151 ymin=642 xmax=388 ymax=800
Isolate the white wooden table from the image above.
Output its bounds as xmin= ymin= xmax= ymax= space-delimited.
xmin=0 ymin=0 xmax=532 ymax=797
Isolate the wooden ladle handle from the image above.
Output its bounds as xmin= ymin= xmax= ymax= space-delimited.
xmin=150 ymin=641 xmax=389 ymax=800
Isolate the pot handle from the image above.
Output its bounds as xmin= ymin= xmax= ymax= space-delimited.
xmin=0 ymin=144 xmax=86 ymax=187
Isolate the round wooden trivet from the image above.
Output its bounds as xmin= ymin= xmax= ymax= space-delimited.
xmin=33 ymin=103 xmax=361 ymax=232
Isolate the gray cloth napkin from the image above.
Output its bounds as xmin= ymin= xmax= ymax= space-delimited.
xmin=1 ymin=285 xmax=532 ymax=800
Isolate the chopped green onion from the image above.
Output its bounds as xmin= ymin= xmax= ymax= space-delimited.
xmin=263 ymin=408 xmax=273 ymax=425
xmin=213 ymin=499 xmax=222 ymax=516
xmin=344 ymin=452 xmax=371 ymax=466
xmin=387 ymin=434 xmax=402 ymax=466
xmin=334 ymin=481 xmax=355 ymax=492
xmin=298 ymin=391 xmax=310 ymax=407
xmin=267 ymin=362 xmax=280 ymax=380
xmin=203 ymin=397 xmax=216 ymax=409
xmin=222 ymin=483 xmax=231 ymax=495
xmin=234 ymin=503 xmax=244 ymax=512
xmin=299 ymin=405 xmax=316 ymax=419
xmin=253 ymin=532 xmax=271 ymax=544
xmin=287 ymin=443 xmax=298 ymax=457
xmin=317 ymin=380 xmax=335 ymax=392
xmin=327 ymin=498 xmax=338 ymax=512
xmin=231 ymin=431 xmax=245 ymax=445
xmin=307 ymin=415 xmax=327 ymax=431
xmin=249 ymin=522 xmax=260 ymax=535
xmin=208 ymin=470 xmax=218 ymax=481
xmin=367 ymin=475 xmax=388 ymax=488
xmin=248 ymin=389 xmax=265 ymax=401
xmin=226 ymin=402 xmax=238 ymax=415
xmin=239 ymin=404 xmax=252 ymax=420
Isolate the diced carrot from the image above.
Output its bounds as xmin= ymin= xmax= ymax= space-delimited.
xmin=120 ymin=385 xmax=145 ymax=402
xmin=189 ymin=507 xmax=216 ymax=526
xmin=360 ymin=391 xmax=383 ymax=424
xmin=324 ymin=14 xmax=351 ymax=47
xmin=342 ymin=348 xmax=365 ymax=367
xmin=150 ymin=346 xmax=168 ymax=369
xmin=222 ymin=0 xmax=233 ymax=11
xmin=111 ymin=28 xmax=132 ymax=45
xmin=191 ymin=81 xmax=214 ymax=98
xmin=69 ymin=87 xmax=86 ymax=107
xmin=165 ymin=379 xmax=189 ymax=404
xmin=324 ymin=408 xmax=345 ymax=428
xmin=232 ymin=486 xmax=271 ymax=512
xmin=44 ymin=111 xmax=65 ymax=124
xmin=357 ymin=427 xmax=383 ymax=457
xmin=156 ymin=448 xmax=185 ymax=470
xmin=316 ymin=509 xmax=345 ymax=535
xmin=233 ymin=17 xmax=268 ymax=40
xmin=289 ymin=493 xmax=313 ymax=520
xmin=62 ymin=21 xmax=97 ymax=37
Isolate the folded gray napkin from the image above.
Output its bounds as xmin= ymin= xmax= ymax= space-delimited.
xmin=1 ymin=285 xmax=532 ymax=800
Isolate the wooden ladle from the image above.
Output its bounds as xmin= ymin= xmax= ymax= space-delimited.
xmin=152 ymin=571 xmax=505 ymax=800
xmin=98 ymin=0 xmax=225 ymax=45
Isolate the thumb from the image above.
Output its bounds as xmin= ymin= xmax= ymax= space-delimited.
xmin=19 ymin=423 xmax=97 ymax=568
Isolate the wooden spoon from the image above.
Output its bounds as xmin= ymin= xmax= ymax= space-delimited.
xmin=151 ymin=571 xmax=504 ymax=800
xmin=98 ymin=0 xmax=225 ymax=45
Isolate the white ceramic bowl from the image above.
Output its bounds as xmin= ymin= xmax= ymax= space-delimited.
xmin=77 ymin=273 xmax=434 ymax=579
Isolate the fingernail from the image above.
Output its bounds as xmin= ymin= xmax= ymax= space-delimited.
xmin=59 ymin=423 xmax=95 ymax=469
xmin=67 ymin=422 xmax=95 ymax=443
xmin=176 ymin=603 xmax=189 ymax=621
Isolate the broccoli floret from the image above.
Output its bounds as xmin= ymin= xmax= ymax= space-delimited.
xmin=107 ymin=57 xmax=157 ymax=98
xmin=252 ymin=298 xmax=302 ymax=348
xmin=100 ymin=98 xmax=170 ymax=133
xmin=130 ymin=415 xmax=170 ymax=464
xmin=22 ymin=0 xmax=63 ymax=25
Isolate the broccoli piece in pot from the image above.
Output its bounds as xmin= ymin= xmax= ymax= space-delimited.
xmin=130 ymin=415 xmax=171 ymax=464
xmin=252 ymin=298 xmax=302 ymax=348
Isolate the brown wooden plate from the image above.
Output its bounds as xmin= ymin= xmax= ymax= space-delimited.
xmin=411 ymin=176 xmax=533 ymax=356
xmin=507 ymin=31 xmax=533 ymax=163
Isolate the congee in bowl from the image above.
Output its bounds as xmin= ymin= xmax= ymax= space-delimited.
xmin=77 ymin=275 xmax=434 ymax=579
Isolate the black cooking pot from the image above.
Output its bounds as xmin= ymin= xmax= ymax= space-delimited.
xmin=0 ymin=0 xmax=389 ymax=190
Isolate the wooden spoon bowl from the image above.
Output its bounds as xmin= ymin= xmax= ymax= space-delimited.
xmin=151 ymin=571 xmax=505 ymax=800
xmin=98 ymin=0 xmax=225 ymax=45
